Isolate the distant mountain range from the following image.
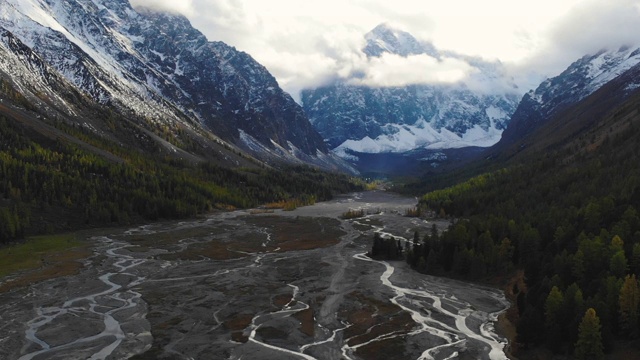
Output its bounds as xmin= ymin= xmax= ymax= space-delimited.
xmin=302 ymin=24 xmax=640 ymax=174
xmin=302 ymin=24 xmax=522 ymax=159
xmin=0 ymin=0 xmax=354 ymax=173
xmin=2 ymin=0 xmax=640 ymax=178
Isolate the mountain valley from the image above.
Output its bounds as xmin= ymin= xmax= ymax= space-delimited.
xmin=2 ymin=1 xmax=640 ymax=360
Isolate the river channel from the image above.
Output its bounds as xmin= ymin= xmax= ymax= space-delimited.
xmin=0 ymin=191 xmax=510 ymax=360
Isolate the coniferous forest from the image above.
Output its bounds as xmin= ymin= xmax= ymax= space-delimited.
xmin=403 ymin=103 xmax=640 ymax=357
xmin=0 ymin=114 xmax=361 ymax=243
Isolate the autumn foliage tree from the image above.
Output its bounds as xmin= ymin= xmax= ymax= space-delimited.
xmin=619 ymin=274 xmax=640 ymax=338
xmin=574 ymin=308 xmax=604 ymax=360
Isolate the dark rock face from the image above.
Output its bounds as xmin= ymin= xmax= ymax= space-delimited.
xmin=130 ymin=10 xmax=327 ymax=154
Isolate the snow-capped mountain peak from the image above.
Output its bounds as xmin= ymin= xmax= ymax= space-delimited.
xmin=363 ymin=23 xmax=438 ymax=58
xmin=303 ymin=24 xmax=521 ymax=158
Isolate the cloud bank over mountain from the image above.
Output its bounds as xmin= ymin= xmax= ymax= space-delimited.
xmin=130 ymin=0 xmax=640 ymax=101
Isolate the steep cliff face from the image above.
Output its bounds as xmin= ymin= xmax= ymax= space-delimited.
xmin=302 ymin=24 xmax=521 ymax=156
xmin=0 ymin=0 xmax=345 ymax=170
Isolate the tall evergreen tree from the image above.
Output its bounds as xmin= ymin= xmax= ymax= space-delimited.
xmin=619 ymin=274 xmax=640 ymax=338
xmin=574 ymin=308 xmax=604 ymax=360
xmin=545 ymin=286 xmax=564 ymax=351
xmin=610 ymin=250 xmax=629 ymax=278
xmin=631 ymin=243 xmax=640 ymax=274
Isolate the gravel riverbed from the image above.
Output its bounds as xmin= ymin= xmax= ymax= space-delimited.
xmin=0 ymin=191 xmax=509 ymax=360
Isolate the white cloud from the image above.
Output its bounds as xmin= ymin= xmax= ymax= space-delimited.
xmin=516 ymin=0 xmax=640 ymax=82
xmin=129 ymin=0 xmax=194 ymax=16
xmin=129 ymin=0 xmax=640 ymax=99
xmin=348 ymin=53 xmax=472 ymax=87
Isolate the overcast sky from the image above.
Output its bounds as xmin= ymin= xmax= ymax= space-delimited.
xmin=130 ymin=0 xmax=640 ymax=101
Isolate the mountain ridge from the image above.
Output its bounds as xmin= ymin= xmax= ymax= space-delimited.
xmin=496 ymin=45 xmax=640 ymax=154
xmin=0 ymin=0 xmax=354 ymax=172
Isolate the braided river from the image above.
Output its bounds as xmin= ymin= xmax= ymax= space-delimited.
xmin=0 ymin=191 xmax=509 ymax=360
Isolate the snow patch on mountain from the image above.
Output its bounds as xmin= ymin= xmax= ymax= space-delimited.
xmin=485 ymin=105 xmax=508 ymax=123
xmin=586 ymin=47 xmax=640 ymax=93
xmin=0 ymin=29 xmax=76 ymax=114
xmin=333 ymin=120 xmax=502 ymax=159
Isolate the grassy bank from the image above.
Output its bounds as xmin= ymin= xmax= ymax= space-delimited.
xmin=0 ymin=233 xmax=91 ymax=292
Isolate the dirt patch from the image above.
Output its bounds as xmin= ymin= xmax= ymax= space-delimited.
xmin=158 ymin=240 xmax=247 ymax=261
xmin=341 ymin=291 xmax=414 ymax=349
xmin=123 ymin=225 xmax=230 ymax=248
xmin=121 ymin=221 xmax=266 ymax=261
xmin=349 ymin=312 xmax=413 ymax=347
xmin=294 ymin=308 xmax=315 ymax=337
xmin=272 ymin=293 xmax=293 ymax=308
xmin=355 ymin=336 xmax=408 ymax=360
xmin=223 ymin=314 xmax=254 ymax=343
xmin=256 ymin=326 xmax=288 ymax=341
xmin=244 ymin=216 xmax=345 ymax=252
xmin=227 ymin=232 xmax=269 ymax=253
xmin=154 ymin=316 xmax=183 ymax=331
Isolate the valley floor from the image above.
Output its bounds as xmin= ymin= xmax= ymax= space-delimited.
xmin=0 ymin=191 xmax=509 ymax=360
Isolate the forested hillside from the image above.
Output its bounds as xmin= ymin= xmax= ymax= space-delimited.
xmin=408 ymin=84 xmax=640 ymax=357
xmin=0 ymin=114 xmax=361 ymax=243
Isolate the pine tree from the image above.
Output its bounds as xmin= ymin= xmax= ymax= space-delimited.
xmin=631 ymin=243 xmax=640 ymax=274
xmin=545 ymin=286 xmax=565 ymax=351
xmin=610 ymin=250 xmax=628 ymax=278
xmin=619 ymin=274 xmax=640 ymax=338
xmin=572 ymin=249 xmax=586 ymax=281
xmin=562 ymin=283 xmax=585 ymax=346
xmin=610 ymin=235 xmax=624 ymax=253
xmin=498 ymin=237 xmax=514 ymax=268
xmin=574 ymin=308 xmax=604 ymax=360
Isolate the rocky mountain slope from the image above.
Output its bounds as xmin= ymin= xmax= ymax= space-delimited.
xmin=0 ymin=0 xmax=352 ymax=172
xmin=302 ymin=24 xmax=522 ymax=158
xmin=496 ymin=45 xmax=640 ymax=153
